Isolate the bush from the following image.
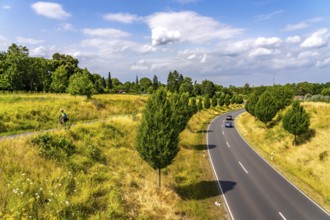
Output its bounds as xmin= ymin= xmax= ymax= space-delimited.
xmin=32 ymin=133 xmax=76 ymax=161
xmin=319 ymin=151 xmax=328 ymax=161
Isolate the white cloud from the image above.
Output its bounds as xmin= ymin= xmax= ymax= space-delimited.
xmin=16 ymin=36 xmax=44 ymax=45
xmin=82 ymin=28 xmax=130 ymax=38
xmin=131 ymin=59 xmax=149 ymax=70
xmin=146 ymin=11 xmax=243 ymax=46
xmin=151 ymin=27 xmax=181 ymax=45
xmin=103 ymin=13 xmax=141 ymax=24
xmin=282 ymin=17 xmax=323 ymax=32
xmin=286 ymin=35 xmax=301 ymax=43
xmin=300 ymin=28 xmax=330 ymax=48
xmin=255 ymin=10 xmax=284 ymax=21
xmin=57 ymin=23 xmax=75 ymax=31
xmin=188 ymin=54 xmax=196 ymax=60
xmin=316 ymin=58 xmax=330 ymax=68
xmin=298 ymin=51 xmax=319 ymax=59
xmin=31 ymin=2 xmax=71 ymax=20
xmin=200 ymin=54 xmax=207 ymax=63
xmin=249 ymin=47 xmax=280 ymax=57
xmin=255 ymin=37 xmax=282 ymax=47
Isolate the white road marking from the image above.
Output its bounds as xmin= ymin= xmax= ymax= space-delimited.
xmin=239 ymin=161 xmax=248 ymax=174
xmin=222 ymin=131 xmax=224 ymax=135
xmin=279 ymin=212 xmax=287 ymax=220
xmin=226 ymin=141 xmax=230 ymax=148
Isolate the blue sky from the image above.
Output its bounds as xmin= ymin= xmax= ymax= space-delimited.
xmin=1 ymin=0 xmax=329 ymax=86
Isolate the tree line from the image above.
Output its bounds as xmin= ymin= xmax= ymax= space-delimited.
xmin=245 ymin=86 xmax=310 ymax=145
xmin=1 ymin=44 xmax=330 ymax=99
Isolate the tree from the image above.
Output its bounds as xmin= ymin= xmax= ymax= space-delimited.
xmin=224 ymin=94 xmax=231 ymax=106
xmin=140 ymin=77 xmax=152 ymax=93
xmin=152 ymin=75 xmax=159 ymax=90
xmin=190 ymin=97 xmax=198 ymax=114
xmin=197 ymin=98 xmax=203 ymax=111
xmin=179 ymin=77 xmax=193 ymax=94
xmin=219 ymin=93 xmax=225 ymax=107
xmin=51 ymin=65 xmax=69 ymax=93
xmin=201 ymin=80 xmax=215 ymax=97
xmin=167 ymin=70 xmax=182 ymax=92
xmin=211 ymin=95 xmax=218 ymax=107
xmin=67 ymin=70 xmax=95 ymax=99
xmin=255 ymin=91 xmax=278 ymax=128
xmin=282 ymin=100 xmax=310 ymax=145
xmin=245 ymin=91 xmax=259 ymax=116
xmin=204 ymin=95 xmax=211 ymax=109
xmin=136 ymin=89 xmax=180 ymax=190
xmin=106 ymin=72 xmax=113 ymax=90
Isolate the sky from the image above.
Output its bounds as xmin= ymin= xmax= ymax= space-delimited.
xmin=0 ymin=0 xmax=330 ymax=86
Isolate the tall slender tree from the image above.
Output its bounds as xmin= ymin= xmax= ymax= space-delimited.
xmin=255 ymin=91 xmax=278 ymax=128
xmin=136 ymin=89 xmax=180 ymax=190
xmin=282 ymin=100 xmax=310 ymax=145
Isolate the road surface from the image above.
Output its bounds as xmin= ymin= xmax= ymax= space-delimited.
xmin=207 ymin=109 xmax=330 ymax=220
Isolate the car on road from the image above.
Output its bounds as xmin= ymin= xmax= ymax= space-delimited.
xmin=226 ymin=115 xmax=233 ymax=120
xmin=225 ymin=121 xmax=233 ymax=128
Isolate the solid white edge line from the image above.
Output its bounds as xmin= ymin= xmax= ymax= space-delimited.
xmin=235 ymin=110 xmax=330 ymax=217
xmin=207 ymin=115 xmax=235 ymax=220
xmin=238 ymin=161 xmax=248 ymax=174
xmin=279 ymin=212 xmax=287 ymax=220
xmin=226 ymin=141 xmax=230 ymax=148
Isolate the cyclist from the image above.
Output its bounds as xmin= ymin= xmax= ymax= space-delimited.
xmin=58 ymin=109 xmax=69 ymax=127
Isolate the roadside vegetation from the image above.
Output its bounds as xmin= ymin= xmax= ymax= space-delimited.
xmin=0 ymin=91 xmax=242 ymax=219
xmin=236 ymin=102 xmax=330 ymax=212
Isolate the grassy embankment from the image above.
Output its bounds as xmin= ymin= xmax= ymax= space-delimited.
xmin=0 ymin=93 xmax=241 ymax=219
xmin=236 ymin=102 xmax=330 ymax=212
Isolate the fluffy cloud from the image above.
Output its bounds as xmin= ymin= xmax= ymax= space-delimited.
xmin=131 ymin=59 xmax=149 ymax=70
xmin=103 ymin=13 xmax=140 ymax=24
xmin=300 ymin=28 xmax=330 ymax=48
xmin=151 ymin=27 xmax=181 ymax=45
xmin=286 ymin=36 xmax=301 ymax=43
xmin=31 ymin=2 xmax=71 ymax=20
xmin=282 ymin=17 xmax=323 ymax=32
xmin=316 ymin=58 xmax=330 ymax=68
xmin=255 ymin=37 xmax=282 ymax=47
xmin=249 ymin=47 xmax=280 ymax=57
xmin=255 ymin=10 xmax=284 ymax=21
xmin=146 ymin=11 xmax=243 ymax=46
xmin=82 ymin=28 xmax=130 ymax=38
xmin=16 ymin=36 xmax=44 ymax=45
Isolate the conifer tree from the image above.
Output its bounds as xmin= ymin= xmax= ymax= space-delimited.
xmin=197 ymin=98 xmax=203 ymax=111
xmin=282 ymin=100 xmax=310 ymax=145
xmin=211 ymin=95 xmax=218 ymax=107
xmin=255 ymin=91 xmax=278 ymax=128
xmin=204 ymin=95 xmax=211 ymax=109
xmin=136 ymin=89 xmax=180 ymax=190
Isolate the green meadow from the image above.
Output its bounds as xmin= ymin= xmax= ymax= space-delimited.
xmin=0 ymin=93 xmax=241 ymax=219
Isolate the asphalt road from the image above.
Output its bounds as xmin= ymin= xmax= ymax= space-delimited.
xmin=207 ymin=109 xmax=330 ymax=220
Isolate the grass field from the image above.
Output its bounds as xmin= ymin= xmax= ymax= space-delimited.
xmin=0 ymin=93 xmax=241 ymax=219
xmin=236 ymin=102 xmax=330 ymax=212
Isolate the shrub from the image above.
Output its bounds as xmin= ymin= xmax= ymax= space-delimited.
xmin=32 ymin=133 xmax=76 ymax=161
xmin=319 ymin=151 xmax=328 ymax=161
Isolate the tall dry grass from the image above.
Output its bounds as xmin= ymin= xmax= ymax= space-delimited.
xmin=236 ymin=102 xmax=330 ymax=212
xmin=0 ymin=92 xmax=241 ymax=219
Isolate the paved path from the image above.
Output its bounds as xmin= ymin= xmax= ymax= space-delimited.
xmin=207 ymin=109 xmax=330 ymax=220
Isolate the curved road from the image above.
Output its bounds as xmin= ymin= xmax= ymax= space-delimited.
xmin=207 ymin=109 xmax=330 ymax=220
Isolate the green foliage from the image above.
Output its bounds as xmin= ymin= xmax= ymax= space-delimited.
xmin=255 ymin=91 xmax=278 ymax=127
xmin=319 ymin=151 xmax=328 ymax=161
xmin=190 ymin=97 xmax=198 ymax=114
xmin=136 ymin=89 xmax=180 ymax=189
xmin=321 ymin=88 xmax=330 ymax=96
xmin=169 ymin=92 xmax=192 ymax=133
xmin=282 ymin=100 xmax=310 ymax=144
xmin=304 ymin=94 xmax=330 ymax=103
xmin=197 ymin=98 xmax=203 ymax=111
xmin=245 ymin=91 xmax=259 ymax=116
xmin=204 ymin=95 xmax=211 ymax=109
xmin=67 ymin=70 xmax=95 ymax=99
xmin=267 ymin=85 xmax=294 ymax=110
xmin=224 ymin=94 xmax=231 ymax=106
xmin=211 ymin=95 xmax=218 ymax=107
xmin=31 ymin=132 xmax=75 ymax=161
xmin=51 ymin=65 xmax=69 ymax=93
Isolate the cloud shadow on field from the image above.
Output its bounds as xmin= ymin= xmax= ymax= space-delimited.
xmin=174 ymin=180 xmax=236 ymax=200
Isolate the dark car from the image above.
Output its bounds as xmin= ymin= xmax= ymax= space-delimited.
xmin=225 ymin=121 xmax=233 ymax=128
xmin=226 ymin=115 xmax=233 ymax=120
